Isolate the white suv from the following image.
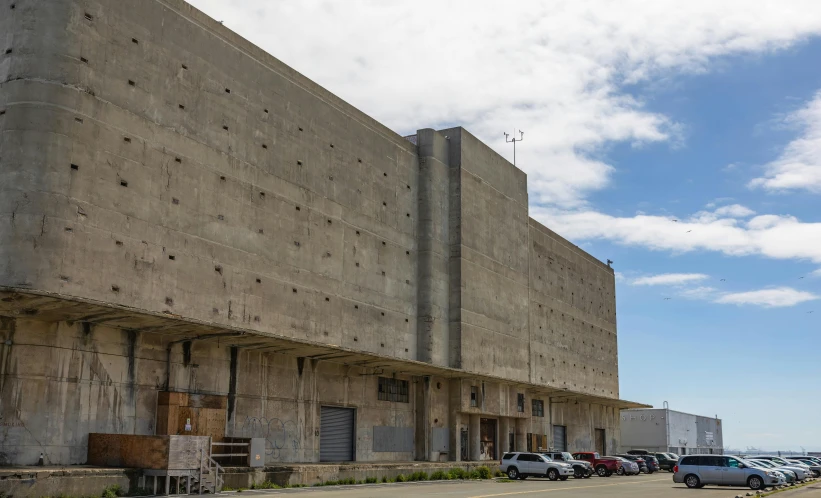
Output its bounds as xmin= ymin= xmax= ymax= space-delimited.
xmin=500 ymin=452 xmax=574 ymax=481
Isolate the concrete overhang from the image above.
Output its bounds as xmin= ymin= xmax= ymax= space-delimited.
xmin=0 ymin=288 xmax=650 ymax=410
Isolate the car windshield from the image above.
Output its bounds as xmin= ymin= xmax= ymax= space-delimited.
xmin=561 ymin=452 xmax=574 ymax=461
xmin=755 ymin=460 xmax=776 ymax=468
xmin=668 ymin=453 xmax=679 ymax=459
xmin=542 ymin=455 xmax=553 ymax=462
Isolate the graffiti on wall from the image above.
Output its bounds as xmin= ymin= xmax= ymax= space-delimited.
xmin=240 ymin=416 xmax=302 ymax=461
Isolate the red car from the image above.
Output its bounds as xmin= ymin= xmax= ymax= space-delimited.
xmin=572 ymin=452 xmax=623 ymax=477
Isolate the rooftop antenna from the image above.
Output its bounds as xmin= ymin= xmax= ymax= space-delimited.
xmin=504 ymin=129 xmax=524 ymax=166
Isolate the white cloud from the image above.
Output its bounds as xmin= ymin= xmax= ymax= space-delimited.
xmin=676 ymin=285 xmax=815 ymax=307
xmin=679 ymin=286 xmax=719 ymax=300
xmin=714 ymin=204 xmax=756 ymax=218
xmin=188 ymin=0 xmax=821 ymax=206
xmin=750 ymin=91 xmax=821 ymax=192
xmin=532 ymin=206 xmax=821 ymax=263
xmin=812 ymin=269 xmax=821 ymax=278
xmin=715 ymin=287 xmax=818 ymax=307
xmin=632 ymin=273 xmax=709 ymax=286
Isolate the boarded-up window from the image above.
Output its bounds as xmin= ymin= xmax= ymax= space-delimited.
xmin=378 ymin=377 xmax=409 ymax=403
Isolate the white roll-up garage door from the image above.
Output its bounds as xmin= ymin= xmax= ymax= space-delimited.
xmin=320 ymin=406 xmax=355 ymax=462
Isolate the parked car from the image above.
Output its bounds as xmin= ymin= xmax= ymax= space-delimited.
xmin=572 ymin=452 xmax=623 ymax=477
xmin=500 ymin=452 xmax=575 ymax=481
xmin=612 ymin=457 xmax=640 ymax=475
xmin=749 ymin=456 xmax=812 ymax=480
xmin=747 ymin=459 xmax=797 ymax=483
xmin=654 ymin=452 xmax=678 ymax=471
xmin=673 ymin=455 xmax=785 ymax=490
xmin=542 ymin=451 xmax=594 ymax=479
xmin=617 ymin=454 xmax=649 ymax=473
xmin=642 ymin=455 xmax=660 ymax=473
xmin=666 ymin=453 xmax=680 ymax=460
xmin=786 ymin=458 xmax=821 ymax=477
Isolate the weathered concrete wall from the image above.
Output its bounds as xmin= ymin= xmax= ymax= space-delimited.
xmin=0 ymin=317 xmax=417 ymax=466
xmin=0 ymin=0 xmax=632 ymax=468
xmin=0 ymin=0 xmax=419 ymax=362
xmin=529 ymin=220 xmax=619 ymax=398
xmin=442 ymin=128 xmax=531 ymax=383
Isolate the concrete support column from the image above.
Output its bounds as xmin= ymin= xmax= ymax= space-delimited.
xmin=448 ymin=378 xmax=462 ymax=461
xmin=469 ymin=414 xmax=480 ymax=461
xmin=498 ymin=417 xmax=510 ymax=454
xmin=415 ymin=376 xmax=431 ymax=461
xmin=515 ymin=417 xmax=527 ymax=452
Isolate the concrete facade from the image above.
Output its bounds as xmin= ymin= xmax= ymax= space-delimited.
xmin=0 ymin=0 xmax=643 ymax=467
xmin=620 ymin=409 xmax=724 ymax=455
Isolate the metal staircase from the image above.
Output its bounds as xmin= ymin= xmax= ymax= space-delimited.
xmin=195 ymin=448 xmax=224 ymax=494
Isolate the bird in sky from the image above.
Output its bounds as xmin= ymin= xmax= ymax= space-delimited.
xmin=799 ymin=276 xmax=805 ymax=279
xmin=686 ymin=230 xmax=692 ymax=233
xmin=672 ymin=219 xmax=678 ymax=222
xmin=664 ymin=297 xmax=672 ymax=300
xmin=720 ymin=279 xmax=726 ymax=282
xmin=808 ymin=311 xmax=814 ymax=314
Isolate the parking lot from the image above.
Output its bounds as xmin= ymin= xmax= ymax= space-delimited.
xmin=232 ymin=473 xmax=821 ymax=498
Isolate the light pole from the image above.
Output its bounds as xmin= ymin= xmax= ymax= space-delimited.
xmin=504 ymin=130 xmax=524 ymax=166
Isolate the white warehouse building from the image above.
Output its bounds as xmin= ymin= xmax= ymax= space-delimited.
xmin=620 ymin=408 xmax=724 ymax=455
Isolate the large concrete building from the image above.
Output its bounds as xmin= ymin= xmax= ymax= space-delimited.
xmin=620 ymin=408 xmax=724 ymax=456
xmin=0 ymin=0 xmax=644 ymax=467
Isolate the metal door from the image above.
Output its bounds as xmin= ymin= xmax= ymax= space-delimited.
xmin=320 ymin=406 xmax=355 ymax=462
xmin=553 ymin=425 xmax=567 ymax=451
xmin=460 ymin=429 xmax=469 ymax=461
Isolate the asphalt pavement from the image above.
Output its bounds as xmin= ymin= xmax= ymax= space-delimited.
xmin=222 ymin=472 xmax=810 ymax=498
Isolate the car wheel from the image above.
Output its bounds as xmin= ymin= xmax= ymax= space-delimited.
xmin=685 ymin=474 xmax=701 ymax=489
xmin=596 ymin=466 xmax=608 ymax=477
xmin=547 ymin=469 xmax=559 ymax=481
xmin=605 ymin=471 xmax=613 ymax=477
xmin=648 ymin=469 xmax=654 ymax=474
xmin=507 ymin=467 xmax=519 ymax=480
xmin=573 ymin=467 xmax=583 ymax=479
xmin=583 ymin=472 xmax=592 ymax=479
xmin=748 ymin=475 xmax=764 ymax=490
xmin=559 ymin=476 xmax=569 ymax=481
xmin=617 ymin=467 xmax=625 ymax=476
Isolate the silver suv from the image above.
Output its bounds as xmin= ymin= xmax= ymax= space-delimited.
xmin=673 ymin=455 xmax=785 ymax=490
xmin=500 ymin=452 xmax=575 ymax=481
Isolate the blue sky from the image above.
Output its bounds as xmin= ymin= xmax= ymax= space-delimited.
xmin=189 ymin=0 xmax=821 ymax=451
xmin=589 ymin=39 xmax=821 ymax=452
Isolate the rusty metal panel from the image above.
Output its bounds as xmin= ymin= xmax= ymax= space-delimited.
xmin=372 ymin=426 xmax=413 ymax=453
xmin=431 ymin=427 xmax=449 ymax=453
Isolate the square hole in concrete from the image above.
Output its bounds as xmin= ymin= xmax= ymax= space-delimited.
xmin=80 ymin=56 xmax=88 ymax=63
xmin=128 ymin=80 xmax=135 ymax=86
xmin=70 ymin=164 xmax=79 ymax=171
xmin=120 ymin=180 xmax=128 ymax=187
xmin=84 ymin=12 xmax=93 ymax=20
xmin=111 ymin=285 xmax=120 ymax=292
xmin=131 ymin=38 xmax=139 ymax=44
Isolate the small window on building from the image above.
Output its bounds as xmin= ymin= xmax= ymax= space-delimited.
xmin=532 ymin=399 xmax=544 ymax=417
xmin=470 ymin=386 xmax=478 ymax=407
xmin=377 ymin=377 xmax=409 ymax=403
xmin=517 ymin=393 xmax=525 ymax=413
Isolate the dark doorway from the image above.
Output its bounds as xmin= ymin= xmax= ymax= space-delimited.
xmin=595 ymin=428 xmax=606 ymax=456
xmin=480 ymin=418 xmax=497 ymax=460
xmin=460 ymin=429 xmax=469 ymax=461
